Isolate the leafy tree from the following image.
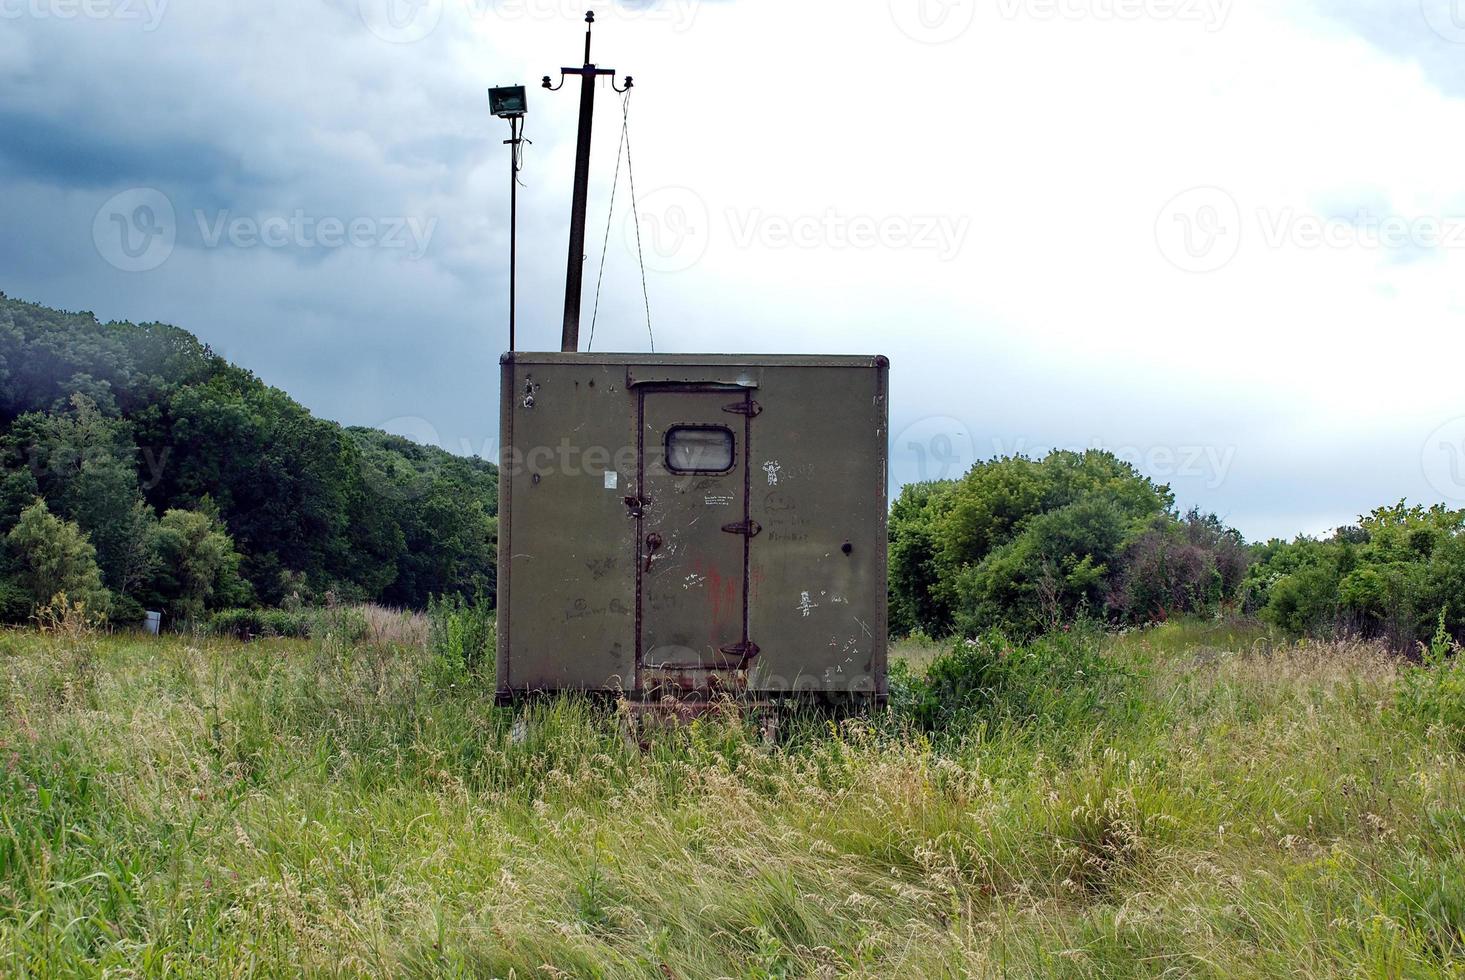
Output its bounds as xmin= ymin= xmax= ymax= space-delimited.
xmin=0 ymin=467 xmax=39 ymax=528
xmin=888 ymin=481 xmax=957 ymax=635
xmin=4 ymin=499 xmax=110 ymax=615
xmin=888 ymin=450 xmax=1175 ymax=637
xmin=145 ymin=505 xmax=251 ymax=624
xmin=4 ymin=395 xmax=148 ymax=595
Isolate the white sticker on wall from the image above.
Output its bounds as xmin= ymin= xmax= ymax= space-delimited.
xmin=604 ymin=471 xmax=619 ymax=490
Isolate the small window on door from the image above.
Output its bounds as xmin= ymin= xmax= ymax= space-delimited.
xmin=665 ymin=426 xmax=735 ymax=473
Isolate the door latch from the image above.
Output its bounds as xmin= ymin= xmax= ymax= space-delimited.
xmin=721 ymin=519 xmax=762 ymax=538
xmin=723 ymin=399 xmax=763 ymax=418
xmin=643 ymin=532 xmax=663 ymax=572
xmin=624 ymin=495 xmax=650 ymax=519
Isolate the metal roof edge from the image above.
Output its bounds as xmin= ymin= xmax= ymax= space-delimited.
xmin=501 ymin=352 xmax=888 ymax=368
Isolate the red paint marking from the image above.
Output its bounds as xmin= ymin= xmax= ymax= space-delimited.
xmin=679 ymin=551 xmax=743 ymax=648
xmin=686 ymin=556 xmax=738 ymax=646
xmin=749 ymin=567 xmax=767 ymax=604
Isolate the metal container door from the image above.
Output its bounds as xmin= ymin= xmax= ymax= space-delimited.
xmin=636 ymin=388 xmax=757 ymax=691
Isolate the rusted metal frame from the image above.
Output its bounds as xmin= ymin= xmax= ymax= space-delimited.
xmin=633 ymin=387 xmax=646 ymax=695
xmin=739 ymin=389 xmax=754 ymax=669
xmin=621 ymin=698 xmax=779 ymax=748
xmin=642 ymin=664 xmax=748 ymax=687
xmin=663 ymin=423 xmax=738 ymax=475
xmin=630 ymin=383 xmax=770 ymax=696
xmin=637 ymin=387 xmax=758 ymax=680
xmin=630 ymin=381 xmax=747 ymax=393
xmin=874 ymin=357 xmax=891 ymax=697
xmin=496 ymin=356 xmax=515 ymax=698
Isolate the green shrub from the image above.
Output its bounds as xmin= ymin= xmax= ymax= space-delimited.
xmin=893 ymin=625 xmax=1134 ymax=736
xmin=427 ymin=593 xmax=494 ymax=680
xmin=206 ymin=607 xmax=311 ymax=639
xmin=1395 ymin=610 xmax=1465 ymax=750
xmin=1256 ymin=503 xmax=1465 ymax=649
xmin=1110 ymin=510 xmax=1251 ymax=622
xmin=1262 ymin=563 xmax=1343 ymax=637
xmin=108 ymin=593 xmax=146 ymax=629
xmin=308 ymin=605 xmax=369 ymax=646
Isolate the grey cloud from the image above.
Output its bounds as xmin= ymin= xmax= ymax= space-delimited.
xmin=0 ymin=1 xmax=1457 ymax=545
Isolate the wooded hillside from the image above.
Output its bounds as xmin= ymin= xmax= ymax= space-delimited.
xmin=0 ymin=294 xmax=496 ymax=625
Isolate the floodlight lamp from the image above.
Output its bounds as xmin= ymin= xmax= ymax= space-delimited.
xmin=489 ymin=85 xmax=527 ymax=119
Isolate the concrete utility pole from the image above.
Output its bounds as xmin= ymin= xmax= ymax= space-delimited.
xmin=544 ymin=11 xmax=633 ymax=353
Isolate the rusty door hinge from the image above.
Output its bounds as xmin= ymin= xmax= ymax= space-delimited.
xmin=723 ymin=400 xmax=762 ymax=418
xmin=719 ymin=640 xmax=761 ymax=662
xmin=721 ymin=519 xmax=762 ymax=538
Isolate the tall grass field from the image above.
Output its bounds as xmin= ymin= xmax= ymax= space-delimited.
xmin=2 ymin=616 xmax=1464 ymax=977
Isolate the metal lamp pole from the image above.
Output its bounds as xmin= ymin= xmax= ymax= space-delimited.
xmin=489 ymin=85 xmax=530 ymax=352
xmin=506 ymin=114 xmax=523 ymax=351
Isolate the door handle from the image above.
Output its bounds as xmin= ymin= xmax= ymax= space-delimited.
xmin=643 ymin=532 xmax=663 ymax=572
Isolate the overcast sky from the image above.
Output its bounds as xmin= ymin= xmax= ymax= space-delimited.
xmin=3 ymin=0 xmax=1465 ymax=541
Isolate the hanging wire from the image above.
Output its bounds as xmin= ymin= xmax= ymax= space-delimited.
xmin=587 ymin=90 xmax=655 ymax=353
xmin=587 ymin=92 xmax=630 ymax=351
xmin=512 ymin=115 xmax=531 ymax=186
xmin=621 ymin=94 xmax=655 ymax=353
